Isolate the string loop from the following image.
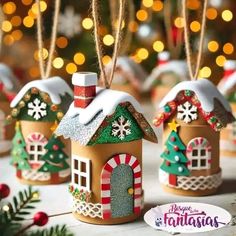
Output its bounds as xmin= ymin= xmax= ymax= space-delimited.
xmin=182 ymin=0 xmax=208 ymax=80
xmin=36 ymin=0 xmax=60 ymax=80
xmin=92 ymin=0 xmax=125 ymax=88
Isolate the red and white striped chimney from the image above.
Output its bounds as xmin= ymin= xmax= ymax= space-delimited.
xmin=72 ymin=72 xmax=97 ymax=108
xmin=157 ymin=51 xmax=170 ymax=66
xmin=223 ymin=60 xmax=236 ymax=79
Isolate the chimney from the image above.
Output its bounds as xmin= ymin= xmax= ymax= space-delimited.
xmin=223 ymin=60 xmax=236 ymax=79
xmin=72 ymin=72 xmax=98 ymax=108
xmin=157 ymin=51 xmax=170 ymax=66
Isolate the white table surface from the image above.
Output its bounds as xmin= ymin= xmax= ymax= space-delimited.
xmin=1 ymin=104 xmax=236 ymax=236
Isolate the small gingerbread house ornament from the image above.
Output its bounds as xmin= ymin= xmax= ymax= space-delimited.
xmin=104 ymin=56 xmax=148 ymax=101
xmin=0 ymin=63 xmax=21 ymax=156
xmin=218 ymin=60 xmax=236 ymax=157
xmin=56 ymin=72 xmax=158 ymax=224
xmin=143 ymin=51 xmax=189 ymax=106
xmin=9 ymin=76 xmax=73 ymax=185
xmin=154 ymin=79 xmax=235 ymax=196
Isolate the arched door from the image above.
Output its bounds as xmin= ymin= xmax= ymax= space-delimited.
xmin=110 ymin=164 xmax=133 ymax=218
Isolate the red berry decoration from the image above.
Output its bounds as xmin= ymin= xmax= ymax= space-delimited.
xmin=174 ymin=145 xmax=179 ymax=151
xmin=166 ymin=161 xmax=171 ymax=166
xmin=0 ymin=184 xmax=10 ymax=199
xmin=33 ymin=212 xmax=49 ymax=226
xmin=52 ymin=145 xmax=59 ymax=151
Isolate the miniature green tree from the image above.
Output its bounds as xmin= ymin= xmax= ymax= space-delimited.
xmin=160 ymin=130 xmax=189 ymax=186
xmin=38 ymin=134 xmax=69 ymax=173
xmin=11 ymin=122 xmax=30 ymax=170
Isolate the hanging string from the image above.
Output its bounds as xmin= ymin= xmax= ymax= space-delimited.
xmin=36 ymin=0 xmax=61 ymax=80
xmin=182 ymin=0 xmax=208 ymax=80
xmin=0 ymin=4 xmax=4 ymax=55
xmin=92 ymin=0 xmax=125 ymax=88
xmin=163 ymin=0 xmax=182 ymax=59
xmin=109 ymin=0 xmax=134 ymax=55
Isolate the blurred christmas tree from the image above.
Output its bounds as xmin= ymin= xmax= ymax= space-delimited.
xmin=0 ymin=0 xmax=236 ymax=84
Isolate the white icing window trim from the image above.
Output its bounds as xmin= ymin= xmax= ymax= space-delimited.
xmin=186 ymin=138 xmax=211 ymax=170
xmin=72 ymin=155 xmax=91 ymax=191
xmin=26 ymin=133 xmax=47 ymax=163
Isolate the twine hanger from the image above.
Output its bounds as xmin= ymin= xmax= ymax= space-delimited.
xmin=163 ymin=0 xmax=183 ymax=59
xmin=36 ymin=0 xmax=61 ymax=80
xmin=182 ymin=0 xmax=208 ymax=81
xmin=0 ymin=4 xmax=4 ymax=55
xmin=92 ymin=0 xmax=125 ymax=89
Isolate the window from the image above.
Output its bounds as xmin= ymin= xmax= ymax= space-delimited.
xmin=72 ymin=155 xmax=90 ymax=191
xmin=186 ymin=137 xmax=211 ymax=170
xmin=26 ymin=133 xmax=48 ymax=162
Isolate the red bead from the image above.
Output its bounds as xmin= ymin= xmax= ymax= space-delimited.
xmin=53 ymin=145 xmax=59 ymax=151
xmin=0 ymin=184 xmax=10 ymax=199
xmin=33 ymin=212 xmax=49 ymax=226
xmin=170 ymin=136 xmax=176 ymax=142
xmin=166 ymin=161 xmax=171 ymax=166
xmin=174 ymin=146 xmax=179 ymax=151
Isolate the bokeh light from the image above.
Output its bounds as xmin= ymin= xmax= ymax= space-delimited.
xmin=190 ymin=21 xmax=201 ymax=32
xmin=153 ymin=41 xmax=164 ymax=52
xmin=66 ymin=63 xmax=77 ymax=74
xmin=152 ymin=0 xmax=163 ymax=11
xmin=216 ymin=55 xmax=226 ymax=67
xmin=74 ymin=53 xmax=85 ymax=65
xmin=208 ymin=41 xmax=219 ymax=52
xmin=11 ymin=16 xmax=22 ymax=27
xmin=2 ymin=21 xmax=12 ymax=32
xmin=199 ymin=66 xmax=211 ymax=78
xmin=82 ymin=18 xmax=93 ymax=30
xmin=23 ymin=16 xmax=34 ymax=28
xmin=56 ymin=37 xmax=68 ymax=48
xmin=222 ymin=10 xmax=233 ymax=22
xmin=136 ymin=10 xmax=148 ymax=21
xmin=174 ymin=17 xmax=185 ymax=28
xmin=103 ymin=34 xmax=114 ymax=46
xmin=137 ymin=48 xmax=149 ymax=60
xmin=142 ymin=0 xmax=153 ymax=8
xmin=223 ymin=43 xmax=234 ymax=55
xmin=102 ymin=55 xmax=112 ymax=65
xmin=206 ymin=8 xmax=217 ymax=20
xmin=3 ymin=2 xmax=16 ymax=15
xmin=53 ymin=57 xmax=64 ymax=69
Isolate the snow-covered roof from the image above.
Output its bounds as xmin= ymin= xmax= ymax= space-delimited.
xmin=56 ymin=87 xmax=157 ymax=145
xmin=11 ymin=76 xmax=73 ymax=108
xmin=105 ymin=56 xmax=148 ymax=88
xmin=143 ymin=60 xmax=189 ymax=91
xmin=160 ymin=79 xmax=232 ymax=112
xmin=0 ymin=63 xmax=21 ymax=92
xmin=218 ymin=71 xmax=236 ymax=96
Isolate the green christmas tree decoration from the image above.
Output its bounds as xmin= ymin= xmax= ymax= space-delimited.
xmin=11 ymin=122 xmax=30 ymax=170
xmin=38 ymin=134 xmax=69 ymax=173
xmin=160 ymin=130 xmax=190 ymax=177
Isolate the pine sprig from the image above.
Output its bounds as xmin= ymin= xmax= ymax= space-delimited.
xmin=0 ymin=187 xmax=40 ymax=236
xmin=26 ymin=225 xmax=73 ymax=236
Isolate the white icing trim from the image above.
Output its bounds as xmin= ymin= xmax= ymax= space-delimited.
xmin=11 ymin=76 xmax=73 ymax=107
xmin=22 ymin=169 xmax=50 ymax=181
xmin=159 ymin=79 xmax=232 ymax=112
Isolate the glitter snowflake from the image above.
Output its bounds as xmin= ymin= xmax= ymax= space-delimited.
xmin=112 ymin=116 xmax=131 ymax=140
xmin=28 ymin=98 xmax=47 ymax=120
xmin=177 ymin=101 xmax=198 ymax=123
xmin=58 ymin=6 xmax=81 ymax=38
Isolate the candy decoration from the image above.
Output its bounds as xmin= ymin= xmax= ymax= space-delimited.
xmin=0 ymin=184 xmax=10 ymax=199
xmin=178 ymin=166 xmax=183 ymax=172
xmin=33 ymin=212 xmax=49 ymax=226
xmin=174 ymin=145 xmax=179 ymax=151
xmin=174 ymin=155 xmax=180 ymax=161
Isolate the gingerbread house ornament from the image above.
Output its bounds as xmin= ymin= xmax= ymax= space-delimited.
xmin=105 ymin=56 xmax=148 ymax=101
xmin=143 ymin=51 xmax=189 ymax=106
xmin=0 ymin=63 xmax=21 ymax=156
xmin=56 ymin=72 xmax=158 ymax=224
xmin=154 ymin=79 xmax=235 ymax=196
xmin=218 ymin=60 xmax=236 ymax=157
xmin=9 ymin=76 xmax=73 ymax=185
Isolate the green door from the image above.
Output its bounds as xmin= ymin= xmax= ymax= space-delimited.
xmin=110 ymin=164 xmax=134 ymax=218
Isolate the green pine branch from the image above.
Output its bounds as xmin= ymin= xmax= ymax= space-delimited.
xmin=26 ymin=224 xmax=73 ymax=236
xmin=0 ymin=187 xmax=40 ymax=236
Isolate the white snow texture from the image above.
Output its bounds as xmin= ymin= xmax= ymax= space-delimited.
xmin=66 ymin=87 xmax=143 ymax=125
xmin=159 ymin=79 xmax=232 ymax=113
xmin=11 ymin=76 xmax=73 ymax=108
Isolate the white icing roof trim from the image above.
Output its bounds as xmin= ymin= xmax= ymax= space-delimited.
xmin=218 ymin=71 xmax=236 ymax=95
xmin=66 ymin=87 xmax=143 ymax=125
xmin=159 ymin=79 xmax=232 ymax=112
xmin=11 ymin=76 xmax=73 ymax=108
xmin=143 ymin=60 xmax=189 ymax=91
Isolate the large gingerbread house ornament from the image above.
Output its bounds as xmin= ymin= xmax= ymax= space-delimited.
xmin=9 ymin=77 xmax=73 ymax=185
xmin=153 ymin=79 xmax=235 ymax=196
xmin=218 ymin=60 xmax=236 ymax=157
xmin=0 ymin=63 xmax=21 ymax=156
xmin=56 ymin=72 xmax=158 ymax=224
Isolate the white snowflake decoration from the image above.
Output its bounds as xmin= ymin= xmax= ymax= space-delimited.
xmin=177 ymin=101 xmax=198 ymax=123
xmin=58 ymin=6 xmax=81 ymax=38
xmin=112 ymin=116 xmax=131 ymax=140
xmin=28 ymin=98 xmax=47 ymax=120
